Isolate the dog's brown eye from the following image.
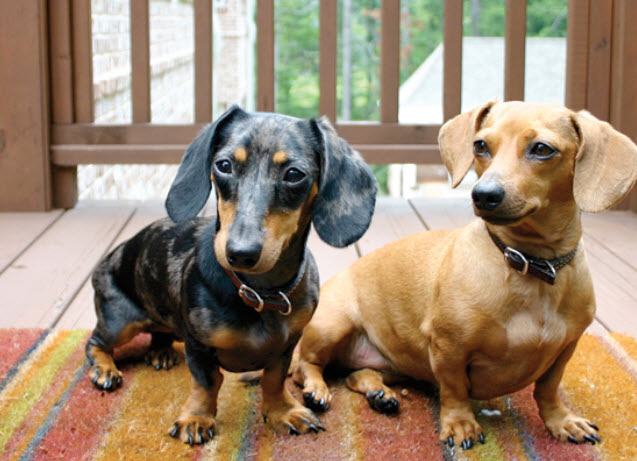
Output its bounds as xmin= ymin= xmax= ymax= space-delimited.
xmin=530 ymin=142 xmax=556 ymax=159
xmin=215 ymin=159 xmax=232 ymax=174
xmin=283 ymin=168 xmax=306 ymax=183
xmin=473 ymin=140 xmax=490 ymax=157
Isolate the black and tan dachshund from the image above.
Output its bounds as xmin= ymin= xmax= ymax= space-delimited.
xmin=85 ymin=105 xmax=377 ymax=444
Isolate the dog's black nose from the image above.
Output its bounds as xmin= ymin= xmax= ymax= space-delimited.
xmin=472 ymin=181 xmax=505 ymax=211
xmin=226 ymin=240 xmax=262 ymax=269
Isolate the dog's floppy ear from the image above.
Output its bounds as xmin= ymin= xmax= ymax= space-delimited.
xmin=438 ymin=101 xmax=496 ymax=187
xmin=166 ymin=105 xmax=248 ymax=222
xmin=571 ymin=111 xmax=637 ymax=212
xmin=310 ymin=117 xmax=377 ymax=248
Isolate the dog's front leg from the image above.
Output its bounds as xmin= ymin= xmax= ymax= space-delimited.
xmin=431 ymin=338 xmax=484 ymax=450
xmin=170 ymin=342 xmax=222 ymax=445
xmin=261 ymin=342 xmax=324 ymax=435
xmin=534 ymin=340 xmax=601 ymax=445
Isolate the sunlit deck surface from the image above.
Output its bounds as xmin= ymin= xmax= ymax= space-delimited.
xmin=1 ymin=197 xmax=636 ymax=337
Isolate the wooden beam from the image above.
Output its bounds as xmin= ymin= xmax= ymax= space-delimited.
xmin=52 ymin=123 xmax=442 ymax=146
xmin=380 ymin=0 xmax=400 ymax=123
xmin=130 ymin=0 xmax=151 ymax=123
xmin=51 ymin=144 xmax=443 ymax=167
xmin=443 ymin=0 xmax=462 ymax=121
xmin=565 ymin=0 xmax=590 ymax=110
xmin=504 ymin=0 xmax=526 ymax=101
xmin=0 ymin=0 xmax=52 ymax=210
xmin=319 ymin=0 xmax=337 ymax=121
xmin=257 ymin=0 xmax=275 ymax=112
xmin=194 ymin=0 xmax=213 ymax=123
xmin=49 ymin=0 xmax=78 ymax=208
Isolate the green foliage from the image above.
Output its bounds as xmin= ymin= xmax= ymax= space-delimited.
xmin=401 ymin=0 xmax=444 ymax=83
xmin=273 ymin=0 xmax=567 ymax=194
xmin=274 ymin=0 xmax=320 ymax=119
xmin=462 ymin=0 xmax=566 ymax=38
xmin=527 ymin=0 xmax=567 ymax=37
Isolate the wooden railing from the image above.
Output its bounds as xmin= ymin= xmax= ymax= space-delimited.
xmin=1 ymin=0 xmax=636 ymax=211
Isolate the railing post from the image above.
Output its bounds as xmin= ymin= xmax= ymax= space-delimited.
xmin=380 ymin=0 xmax=400 ymax=123
xmin=131 ymin=0 xmax=151 ymax=123
xmin=0 ymin=0 xmax=52 ymax=211
xmin=50 ymin=0 xmax=79 ymax=209
xmin=565 ymin=0 xmax=590 ymax=111
xmin=610 ymin=0 xmax=637 ymax=211
xmin=257 ymin=0 xmax=275 ymax=112
xmin=504 ymin=0 xmax=526 ymax=101
xmin=443 ymin=0 xmax=462 ymax=121
xmin=319 ymin=0 xmax=337 ymax=121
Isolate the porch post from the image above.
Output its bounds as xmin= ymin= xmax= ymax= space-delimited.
xmin=0 ymin=0 xmax=52 ymax=211
xmin=610 ymin=0 xmax=637 ymax=211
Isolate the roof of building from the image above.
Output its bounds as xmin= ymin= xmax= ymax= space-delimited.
xmin=399 ymin=37 xmax=566 ymax=124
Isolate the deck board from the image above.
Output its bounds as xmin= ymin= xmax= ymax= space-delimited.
xmin=0 ymin=209 xmax=64 ymax=274
xmin=307 ymin=229 xmax=359 ymax=284
xmin=55 ymin=202 xmax=168 ymax=330
xmin=582 ymin=238 xmax=637 ymax=336
xmin=409 ymin=196 xmax=475 ymax=230
xmin=0 ymin=198 xmax=634 ymax=336
xmin=583 ymin=211 xmax=637 ymax=271
xmin=356 ymin=197 xmax=426 ymax=255
xmin=0 ymin=202 xmax=134 ymax=328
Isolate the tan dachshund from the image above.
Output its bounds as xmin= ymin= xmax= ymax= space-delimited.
xmin=293 ymin=101 xmax=637 ymax=450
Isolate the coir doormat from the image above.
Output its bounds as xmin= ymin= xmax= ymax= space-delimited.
xmin=1 ymin=329 xmax=636 ymax=461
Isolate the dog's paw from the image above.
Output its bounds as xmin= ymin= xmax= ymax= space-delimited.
xmin=263 ymin=400 xmax=325 ymax=435
xmin=169 ymin=415 xmax=216 ymax=446
xmin=544 ymin=412 xmax=601 ymax=445
xmin=439 ymin=415 xmax=485 ymax=451
xmin=88 ymin=364 xmax=122 ymax=391
xmin=302 ymin=391 xmax=330 ymax=412
xmin=145 ymin=347 xmax=179 ymax=371
xmin=366 ymin=389 xmax=399 ymax=414
xmin=298 ymin=375 xmax=332 ymax=412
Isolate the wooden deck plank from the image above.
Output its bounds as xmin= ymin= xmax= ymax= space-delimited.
xmin=2 ymin=199 xmax=634 ymax=338
xmin=356 ymin=197 xmax=426 ymax=256
xmin=57 ymin=206 xmax=358 ymax=330
xmin=409 ymin=196 xmax=475 ymax=230
xmin=0 ymin=209 xmax=64 ymax=274
xmin=0 ymin=202 xmax=134 ymax=328
xmin=583 ymin=238 xmax=637 ymax=337
xmin=55 ymin=202 xmax=168 ymax=330
xmin=582 ymin=211 xmax=637 ymax=270
xmin=307 ymin=229 xmax=359 ymax=285
xmin=586 ymin=319 xmax=611 ymax=336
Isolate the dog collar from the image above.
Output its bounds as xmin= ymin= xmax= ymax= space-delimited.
xmin=224 ymin=255 xmax=307 ymax=315
xmin=487 ymin=228 xmax=578 ymax=285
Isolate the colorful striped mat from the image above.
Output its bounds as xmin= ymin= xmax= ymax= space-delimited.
xmin=1 ymin=329 xmax=636 ymax=461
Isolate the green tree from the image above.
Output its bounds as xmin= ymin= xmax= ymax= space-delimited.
xmin=273 ymin=0 xmax=567 ymax=194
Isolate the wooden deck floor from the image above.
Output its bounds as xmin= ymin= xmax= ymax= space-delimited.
xmin=1 ymin=197 xmax=636 ymax=337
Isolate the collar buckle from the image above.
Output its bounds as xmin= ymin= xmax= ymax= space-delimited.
xmin=278 ymin=291 xmax=292 ymax=316
xmin=238 ymin=284 xmax=264 ymax=312
xmin=503 ymin=247 xmax=529 ymax=275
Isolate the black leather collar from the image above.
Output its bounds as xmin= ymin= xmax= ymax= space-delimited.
xmin=487 ymin=228 xmax=578 ymax=285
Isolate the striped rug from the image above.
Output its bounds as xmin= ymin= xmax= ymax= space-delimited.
xmin=1 ymin=330 xmax=636 ymax=461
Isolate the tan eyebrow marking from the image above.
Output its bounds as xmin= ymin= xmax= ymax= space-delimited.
xmin=273 ymin=150 xmax=288 ymax=164
xmin=234 ymin=147 xmax=248 ymax=162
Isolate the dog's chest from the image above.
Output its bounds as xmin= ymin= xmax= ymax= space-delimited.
xmin=213 ymin=324 xmax=290 ymax=372
xmin=468 ymin=296 xmax=571 ymax=398
xmin=190 ymin=305 xmax=312 ymax=372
